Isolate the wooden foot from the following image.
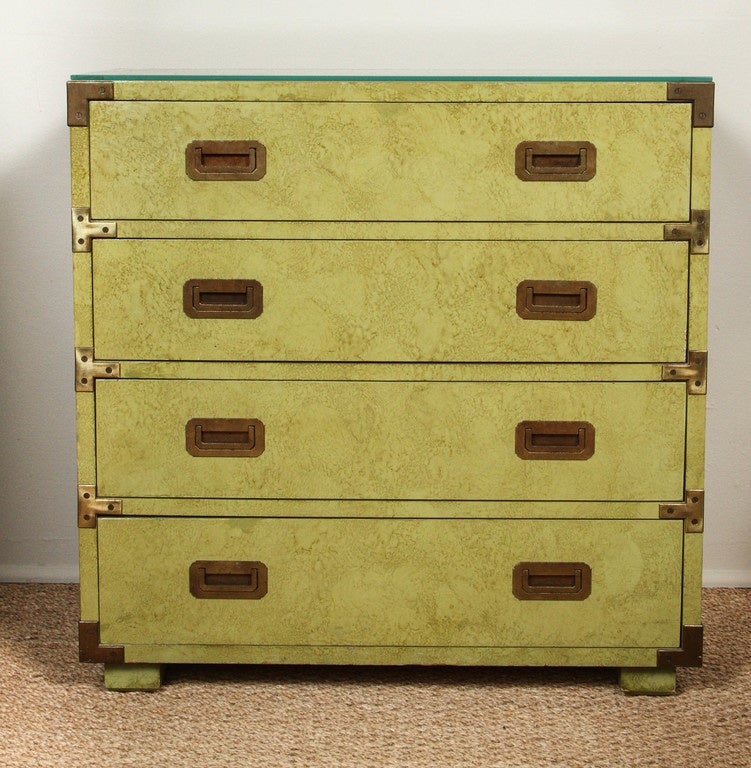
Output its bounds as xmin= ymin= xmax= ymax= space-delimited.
xmin=619 ymin=667 xmax=676 ymax=695
xmin=104 ymin=663 xmax=163 ymax=691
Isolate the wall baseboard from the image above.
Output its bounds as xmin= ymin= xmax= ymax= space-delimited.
xmin=703 ymin=570 xmax=751 ymax=588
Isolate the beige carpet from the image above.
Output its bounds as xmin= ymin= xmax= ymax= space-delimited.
xmin=0 ymin=585 xmax=748 ymax=768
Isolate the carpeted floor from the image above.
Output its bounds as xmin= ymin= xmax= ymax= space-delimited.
xmin=0 ymin=585 xmax=748 ymax=768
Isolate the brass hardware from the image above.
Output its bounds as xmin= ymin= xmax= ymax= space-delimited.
xmin=78 ymin=484 xmax=122 ymax=529
xmin=75 ymin=347 xmax=120 ymax=393
xmin=516 ymin=280 xmax=597 ymax=321
xmin=183 ymin=279 xmax=263 ymax=319
xmin=79 ymin=620 xmax=125 ymax=663
xmin=189 ymin=561 xmax=268 ymax=600
xmin=664 ymin=209 xmax=709 ymax=255
xmin=512 ymin=562 xmax=592 ymax=601
xmin=662 ymin=350 xmax=707 ymax=395
xmin=515 ymin=421 xmax=595 ymax=460
xmin=657 ymin=625 xmax=704 ymax=668
xmin=659 ymin=490 xmax=705 ymax=533
xmin=67 ymin=81 xmax=114 ymax=127
xmin=667 ymin=82 xmax=715 ymax=128
xmin=515 ymin=141 xmax=596 ymax=182
xmin=186 ymin=418 xmax=265 ymax=457
xmin=186 ymin=140 xmax=267 ymax=181
xmin=72 ymin=207 xmax=117 ymax=253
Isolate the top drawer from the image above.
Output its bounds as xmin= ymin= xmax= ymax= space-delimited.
xmin=89 ymin=101 xmax=692 ymax=222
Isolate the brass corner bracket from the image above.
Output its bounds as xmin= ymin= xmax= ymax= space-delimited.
xmin=78 ymin=485 xmax=122 ymax=528
xmin=662 ymin=350 xmax=707 ymax=395
xmin=667 ymin=82 xmax=715 ymax=128
xmin=664 ymin=209 xmax=709 ymax=255
xmin=657 ymin=625 xmax=704 ymax=669
xmin=659 ymin=490 xmax=704 ymax=533
xmin=67 ymin=81 xmax=114 ymax=127
xmin=72 ymin=207 xmax=117 ymax=253
xmin=79 ymin=621 xmax=125 ymax=664
xmin=75 ymin=348 xmax=120 ymax=393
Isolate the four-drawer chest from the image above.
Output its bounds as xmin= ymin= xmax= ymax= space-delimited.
xmin=68 ymin=74 xmax=713 ymax=694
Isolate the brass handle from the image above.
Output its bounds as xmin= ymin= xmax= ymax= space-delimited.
xmin=186 ymin=418 xmax=265 ymax=457
xmin=189 ymin=560 xmax=268 ymax=599
xmin=512 ymin=562 xmax=592 ymax=601
xmin=516 ymin=280 xmax=597 ymax=321
xmin=515 ymin=420 xmax=595 ymax=460
xmin=515 ymin=141 xmax=596 ymax=181
xmin=186 ymin=140 xmax=266 ymax=181
xmin=183 ymin=279 xmax=263 ymax=319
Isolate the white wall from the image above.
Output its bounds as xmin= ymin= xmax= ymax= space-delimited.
xmin=1 ymin=0 xmax=749 ymax=585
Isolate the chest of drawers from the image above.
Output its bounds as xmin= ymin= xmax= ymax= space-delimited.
xmin=68 ymin=75 xmax=713 ymax=694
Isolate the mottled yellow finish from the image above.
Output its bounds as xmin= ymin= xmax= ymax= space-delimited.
xmin=78 ymin=528 xmax=98 ymax=621
xmin=114 ymin=80 xmax=668 ymax=104
xmin=124 ymin=644 xmax=656 ymax=668
xmin=121 ymin=498 xmax=658 ymax=520
xmin=691 ymin=128 xmax=712 ymax=210
xmin=69 ymin=127 xmax=89 ymax=207
xmin=72 ymin=254 xmax=92 ymax=347
xmin=75 ymin=392 xmax=95 ymax=483
xmin=89 ymin=101 xmax=691 ymax=222
xmin=686 ymin=396 xmax=707 ymax=490
xmin=117 ymin=220 xmax=663 ymax=241
xmin=689 ymin=253 xmax=709 ymax=350
xmin=683 ymin=534 xmax=704 ymax=625
xmin=96 ymin=379 xmax=686 ymax=500
xmin=98 ymin=517 xmax=682 ymax=648
xmin=94 ymin=239 xmax=688 ymax=363
xmin=118 ymin=360 xmax=663 ymax=382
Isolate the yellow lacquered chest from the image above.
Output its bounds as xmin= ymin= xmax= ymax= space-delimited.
xmin=69 ymin=75 xmax=713 ymax=694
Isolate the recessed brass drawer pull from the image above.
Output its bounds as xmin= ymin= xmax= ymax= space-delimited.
xmin=186 ymin=418 xmax=265 ymax=458
xmin=516 ymin=280 xmax=597 ymax=321
xmin=185 ymin=140 xmax=266 ymax=181
xmin=189 ymin=560 xmax=268 ymax=599
xmin=515 ymin=420 xmax=595 ymax=460
xmin=513 ymin=561 xmax=592 ymax=601
xmin=515 ymin=141 xmax=596 ymax=181
xmin=183 ymin=279 xmax=263 ymax=319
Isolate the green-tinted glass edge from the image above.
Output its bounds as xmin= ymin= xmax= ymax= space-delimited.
xmin=70 ymin=73 xmax=713 ymax=82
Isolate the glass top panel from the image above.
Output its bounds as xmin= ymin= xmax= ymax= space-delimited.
xmin=70 ymin=71 xmax=712 ymax=82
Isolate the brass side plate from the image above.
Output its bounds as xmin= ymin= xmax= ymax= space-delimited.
xmin=664 ymin=209 xmax=709 ymax=255
xmin=67 ymin=81 xmax=114 ymax=127
xmin=72 ymin=207 xmax=117 ymax=253
xmin=659 ymin=490 xmax=704 ymax=533
xmin=667 ymin=82 xmax=715 ymax=128
xmin=78 ymin=484 xmax=122 ymax=528
xmin=75 ymin=348 xmax=120 ymax=392
xmin=662 ymin=350 xmax=707 ymax=395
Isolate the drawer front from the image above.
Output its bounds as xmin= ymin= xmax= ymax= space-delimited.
xmin=97 ymin=516 xmax=683 ymax=648
xmin=93 ymin=239 xmax=688 ymax=363
xmin=89 ymin=100 xmax=691 ymax=222
xmin=96 ymin=379 xmax=686 ymax=500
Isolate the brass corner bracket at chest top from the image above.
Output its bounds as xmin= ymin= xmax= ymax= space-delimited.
xmin=659 ymin=490 xmax=704 ymax=533
xmin=667 ymin=82 xmax=715 ymax=127
xmin=67 ymin=80 xmax=114 ymax=127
